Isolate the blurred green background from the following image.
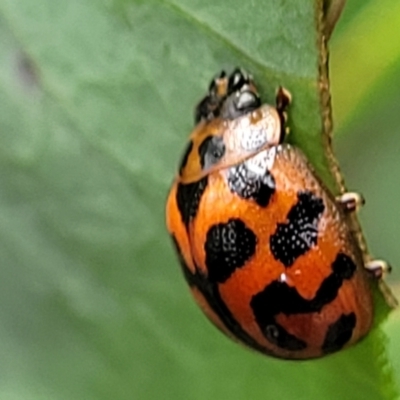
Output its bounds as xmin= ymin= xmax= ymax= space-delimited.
xmin=331 ymin=0 xmax=400 ymax=355
xmin=332 ymin=0 xmax=400 ymax=393
xmin=332 ymin=0 xmax=400 ymax=289
xmin=1 ymin=0 xmax=400 ymax=399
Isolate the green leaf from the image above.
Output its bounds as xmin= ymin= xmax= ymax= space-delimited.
xmin=0 ymin=1 xmax=397 ymax=399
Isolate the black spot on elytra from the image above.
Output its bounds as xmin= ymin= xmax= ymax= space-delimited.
xmin=176 ymin=177 xmax=208 ymax=228
xmin=331 ymin=253 xmax=357 ymax=279
xmin=315 ymin=253 xmax=356 ymax=306
xmin=205 ymin=219 xmax=257 ymax=284
xmin=322 ymin=313 xmax=356 ymax=354
xmin=198 ymin=135 xmax=226 ymax=171
xmin=270 ymin=191 xmax=325 ymax=267
xmin=170 ymin=234 xmax=269 ymax=355
xmin=263 ymin=323 xmax=307 ymax=351
xmin=178 ymin=140 xmax=194 ymax=175
xmin=228 ymin=162 xmax=275 ymax=207
xmin=250 ymin=252 xmax=356 ymax=351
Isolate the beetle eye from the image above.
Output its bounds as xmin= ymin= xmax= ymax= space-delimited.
xmin=236 ymin=91 xmax=261 ymax=111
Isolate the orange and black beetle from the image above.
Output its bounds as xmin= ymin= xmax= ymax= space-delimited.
xmin=166 ymin=68 xmax=389 ymax=359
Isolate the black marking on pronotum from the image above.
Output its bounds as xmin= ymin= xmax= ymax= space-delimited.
xmin=250 ymin=252 xmax=356 ymax=351
xmin=170 ymin=235 xmax=270 ymax=355
xmin=178 ymin=140 xmax=194 ymax=175
xmin=228 ymin=162 xmax=275 ymax=207
xmin=270 ymin=190 xmax=325 ymax=267
xmin=204 ymin=219 xmax=257 ymax=284
xmin=176 ymin=176 xmax=208 ymax=228
xmin=198 ymin=135 xmax=226 ymax=171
